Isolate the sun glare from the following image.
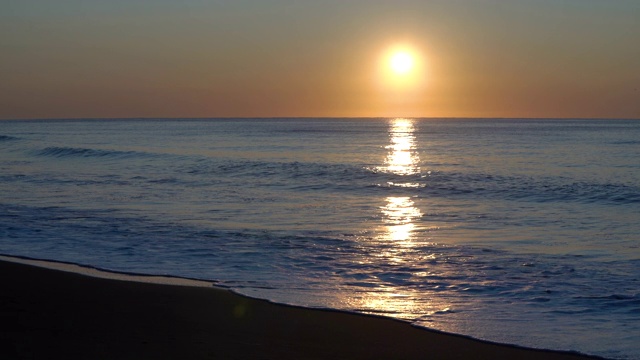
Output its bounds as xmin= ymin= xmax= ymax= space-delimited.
xmin=390 ymin=52 xmax=413 ymax=75
xmin=377 ymin=44 xmax=425 ymax=95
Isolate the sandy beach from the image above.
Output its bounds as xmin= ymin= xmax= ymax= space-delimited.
xmin=0 ymin=258 xmax=606 ymax=360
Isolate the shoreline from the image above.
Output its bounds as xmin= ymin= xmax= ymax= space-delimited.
xmin=0 ymin=254 xmax=215 ymax=288
xmin=0 ymin=255 xmax=608 ymax=359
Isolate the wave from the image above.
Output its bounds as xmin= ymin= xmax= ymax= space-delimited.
xmin=0 ymin=135 xmax=19 ymax=141
xmin=4 ymin=201 xmax=637 ymax=321
xmin=183 ymin=158 xmax=640 ymax=205
xmin=420 ymin=171 xmax=640 ymax=205
xmin=35 ymin=146 xmax=149 ymax=159
xmin=610 ymin=140 xmax=640 ymax=145
xmin=185 ymin=159 xmax=376 ymax=185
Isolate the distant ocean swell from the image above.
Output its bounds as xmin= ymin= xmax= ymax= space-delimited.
xmin=0 ymin=135 xmax=19 ymax=141
xmin=24 ymin=143 xmax=640 ymax=206
xmin=34 ymin=146 xmax=154 ymax=159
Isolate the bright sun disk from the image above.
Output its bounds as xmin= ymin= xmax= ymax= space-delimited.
xmin=390 ymin=52 xmax=413 ymax=75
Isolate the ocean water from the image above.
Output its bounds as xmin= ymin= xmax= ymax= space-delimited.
xmin=1 ymin=118 xmax=639 ymax=359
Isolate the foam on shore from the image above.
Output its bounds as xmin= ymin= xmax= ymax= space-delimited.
xmin=0 ymin=254 xmax=213 ymax=288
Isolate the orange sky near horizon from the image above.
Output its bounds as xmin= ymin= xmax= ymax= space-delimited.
xmin=1 ymin=1 xmax=639 ymax=119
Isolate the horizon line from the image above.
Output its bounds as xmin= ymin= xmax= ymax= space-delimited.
xmin=2 ymin=116 xmax=639 ymax=121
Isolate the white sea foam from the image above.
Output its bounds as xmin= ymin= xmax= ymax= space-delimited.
xmin=0 ymin=254 xmax=213 ymax=287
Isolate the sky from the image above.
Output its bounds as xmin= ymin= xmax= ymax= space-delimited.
xmin=1 ymin=0 xmax=639 ymax=119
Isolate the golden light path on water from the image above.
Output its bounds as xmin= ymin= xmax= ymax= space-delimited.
xmin=380 ymin=118 xmax=422 ymax=242
xmin=383 ymin=118 xmax=420 ymax=176
xmin=339 ymin=118 xmax=453 ymax=322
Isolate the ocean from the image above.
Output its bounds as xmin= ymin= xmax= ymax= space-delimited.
xmin=1 ymin=118 xmax=639 ymax=359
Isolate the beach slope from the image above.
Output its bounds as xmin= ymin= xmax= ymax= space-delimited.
xmin=0 ymin=260 xmax=604 ymax=359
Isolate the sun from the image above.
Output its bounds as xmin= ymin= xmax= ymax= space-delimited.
xmin=390 ymin=52 xmax=414 ymax=75
xmin=376 ymin=43 xmax=426 ymax=95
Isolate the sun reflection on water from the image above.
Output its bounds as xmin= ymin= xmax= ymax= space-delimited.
xmin=380 ymin=196 xmax=421 ymax=242
xmin=337 ymin=118 xmax=455 ymax=330
xmin=381 ymin=118 xmax=422 ymax=242
xmin=344 ymin=289 xmax=422 ymax=320
xmin=383 ymin=118 xmax=420 ymax=176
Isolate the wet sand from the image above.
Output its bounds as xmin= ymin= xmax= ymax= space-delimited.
xmin=0 ymin=259 xmax=605 ymax=359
